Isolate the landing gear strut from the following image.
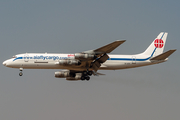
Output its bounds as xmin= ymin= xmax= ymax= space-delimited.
xmin=19 ymin=68 xmax=23 ymax=76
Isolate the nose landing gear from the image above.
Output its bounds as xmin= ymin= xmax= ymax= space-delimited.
xmin=19 ymin=72 xmax=23 ymax=76
xmin=19 ymin=68 xmax=23 ymax=76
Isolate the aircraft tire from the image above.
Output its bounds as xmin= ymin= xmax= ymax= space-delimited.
xmin=87 ymin=71 xmax=93 ymax=76
xmin=86 ymin=76 xmax=90 ymax=81
xmin=19 ymin=72 xmax=23 ymax=76
xmin=82 ymin=71 xmax=87 ymax=75
xmin=81 ymin=76 xmax=85 ymax=81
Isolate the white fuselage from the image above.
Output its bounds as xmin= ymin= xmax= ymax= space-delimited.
xmin=3 ymin=53 xmax=166 ymax=71
xmin=2 ymin=32 xmax=174 ymax=80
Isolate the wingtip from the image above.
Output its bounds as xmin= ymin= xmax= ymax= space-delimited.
xmin=115 ymin=40 xmax=126 ymax=42
xmin=169 ymin=49 xmax=177 ymax=52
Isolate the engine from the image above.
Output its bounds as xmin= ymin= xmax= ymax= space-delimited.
xmin=74 ymin=53 xmax=96 ymax=60
xmin=55 ymin=71 xmax=82 ymax=81
xmin=58 ymin=59 xmax=81 ymax=65
xmin=66 ymin=75 xmax=82 ymax=81
xmin=55 ymin=71 xmax=75 ymax=78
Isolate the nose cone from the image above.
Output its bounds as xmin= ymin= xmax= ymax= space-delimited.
xmin=3 ymin=59 xmax=14 ymax=67
xmin=3 ymin=61 xmax=7 ymax=66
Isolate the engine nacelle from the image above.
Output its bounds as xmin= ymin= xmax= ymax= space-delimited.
xmin=58 ymin=59 xmax=81 ymax=65
xmin=55 ymin=71 xmax=75 ymax=78
xmin=74 ymin=53 xmax=96 ymax=60
xmin=66 ymin=75 xmax=82 ymax=81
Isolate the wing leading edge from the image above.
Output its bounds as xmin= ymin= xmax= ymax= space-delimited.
xmin=94 ymin=40 xmax=126 ymax=54
xmin=83 ymin=40 xmax=126 ymax=55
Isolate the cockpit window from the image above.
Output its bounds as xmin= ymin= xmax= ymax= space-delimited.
xmin=12 ymin=56 xmax=17 ymax=58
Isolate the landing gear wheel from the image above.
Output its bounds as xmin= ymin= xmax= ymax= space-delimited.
xmin=81 ymin=76 xmax=85 ymax=81
xmin=85 ymin=76 xmax=90 ymax=81
xmin=19 ymin=72 xmax=23 ymax=76
xmin=87 ymin=71 xmax=93 ymax=76
xmin=82 ymin=71 xmax=87 ymax=75
xmin=19 ymin=68 xmax=23 ymax=76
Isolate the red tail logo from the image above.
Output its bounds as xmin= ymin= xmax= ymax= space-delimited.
xmin=154 ymin=39 xmax=164 ymax=48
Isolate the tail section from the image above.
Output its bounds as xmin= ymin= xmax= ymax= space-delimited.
xmin=142 ymin=32 xmax=168 ymax=57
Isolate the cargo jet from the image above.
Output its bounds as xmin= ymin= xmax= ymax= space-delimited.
xmin=3 ymin=32 xmax=176 ymax=81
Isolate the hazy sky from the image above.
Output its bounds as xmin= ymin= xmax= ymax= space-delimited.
xmin=0 ymin=0 xmax=180 ymax=120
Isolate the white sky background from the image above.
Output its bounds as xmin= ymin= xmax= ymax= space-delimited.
xmin=0 ymin=0 xmax=180 ymax=120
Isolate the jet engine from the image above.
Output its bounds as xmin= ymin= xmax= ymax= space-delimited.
xmin=66 ymin=75 xmax=82 ymax=81
xmin=55 ymin=71 xmax=90 ymax=81
xmin=55 ymin=71 xmax=75 ymax=78
xmin=58 ymin=59 xmax=81 ymax=65
xmin=74 ymin=53 xmax=96 ymax=60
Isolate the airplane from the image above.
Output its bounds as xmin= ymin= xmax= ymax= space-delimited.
xmin=2 ymin=32 xmax=176 ymax=81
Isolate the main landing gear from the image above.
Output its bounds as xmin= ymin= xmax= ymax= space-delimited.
xmin=81 ymin=71 xmax=93 ymax=81
xmin=19 ymin=68 xmax=23 ymax=76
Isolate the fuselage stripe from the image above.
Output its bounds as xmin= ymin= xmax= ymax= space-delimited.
xmin=108 ymin=47 xmax=156 ymax=61
xmin=13 ymin=43 xmax=159 ymax=62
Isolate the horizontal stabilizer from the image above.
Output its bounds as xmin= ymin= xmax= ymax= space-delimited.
xmin=150 ymin=49 xmax=176 ymax=60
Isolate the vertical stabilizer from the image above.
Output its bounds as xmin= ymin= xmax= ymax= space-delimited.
xmin=142 ymin=32 xmax=168 ymax=57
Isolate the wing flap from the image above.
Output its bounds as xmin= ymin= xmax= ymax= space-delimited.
xmin=97 ymin=53 xmax=109 ymax=63
xmin=150 ymin=49 xmax=176 ymax=60
xmin=91 ymin=54 xmax=109 ymax=71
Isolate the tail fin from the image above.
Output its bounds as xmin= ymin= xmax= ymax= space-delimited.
xmin=142 ymin=32 xmax=168 ymax=57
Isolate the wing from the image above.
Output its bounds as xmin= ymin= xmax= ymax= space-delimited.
xmin=56 ymin=40 xmax=126 ymax=80
xmin=83 ymin=40 xmax=126 ymax=55
xmin=94 ymin=40 xmax=126 ymax=53
xmin=56 ymin=40 xmax=125 ymax=72
xmin=75 ymin=40 xmax=126 ymax=71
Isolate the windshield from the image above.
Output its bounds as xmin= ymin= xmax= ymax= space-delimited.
xmin=12 ymin=56 xmax=17 ymax=58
